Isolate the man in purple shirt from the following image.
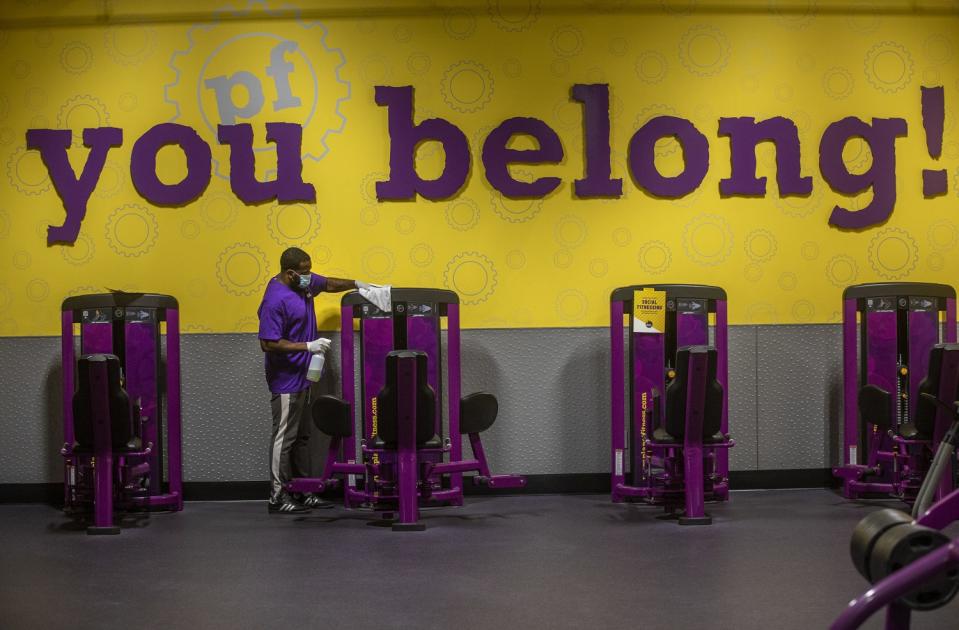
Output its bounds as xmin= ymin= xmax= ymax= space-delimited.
xmin=258 ymin=246 xmax=368 ymax=514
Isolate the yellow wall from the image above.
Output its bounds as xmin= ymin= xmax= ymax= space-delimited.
xmin=1 ymin=0 xmax=958 ymax=335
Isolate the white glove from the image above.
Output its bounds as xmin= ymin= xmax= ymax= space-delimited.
xmin=306 ymin=338 xmax=331 ymax=354
xmin=355 ymin=280 xmax=370 ymax=290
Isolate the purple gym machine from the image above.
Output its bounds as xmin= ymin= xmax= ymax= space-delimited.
xmin=834 ymin=283 xmax=957 ymax=504
xmin=60 ymin=293 xmax=182 ymax=534
xmin=832 ymin=353 xmax=959 ymax=629
xmin=610 ymin=284 xmax=733 ymax=525
xmin=286 ymin=288 xmax=526 ymax=531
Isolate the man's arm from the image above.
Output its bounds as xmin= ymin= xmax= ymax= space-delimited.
xmin=260 ymin=338 xmax=309 ymax=353
xmin=325 ymin=277 xmax=359 ymax=292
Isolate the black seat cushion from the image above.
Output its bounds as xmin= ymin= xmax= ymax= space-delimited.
xmin=661 ymin=345 xmax=724 ymax=441
xmin=72 ymin=354 xmax=136 ymax=451
xmin=312 ymin=394 xmax=353 ymax=438
xmin=912 ymin=344 xmax=959 ymax=439
xmin=375 ymin=351 xmax=436 ymax=446
xmin=859 ymin=384 xmax=893 ymax=431
xmin=460 ymin=392 xmax=498 ymax=434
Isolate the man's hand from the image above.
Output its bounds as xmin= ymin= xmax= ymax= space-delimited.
xmin=307 ymin=338 xmax=331 ymax=353
xmin=355 ymin=280 xmax=371 ymax=290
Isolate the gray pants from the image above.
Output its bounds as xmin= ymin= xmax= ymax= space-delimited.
xmin=269 ymin=390 xmax=312 ymax=501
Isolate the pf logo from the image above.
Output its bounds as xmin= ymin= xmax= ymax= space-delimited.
xmin=164 ymin=2 xmax=349 ymax=178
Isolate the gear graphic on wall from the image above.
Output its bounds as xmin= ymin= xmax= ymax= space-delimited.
xmin=638 ymin=240 xmax=672 ymax=274
xmin=551 ymin=25 xmax=584 ymax=57
xmin=57 ymin=95 xmax=111 ymax=146
xmin=682 ymin=214 xmax=734 ymax=266
xmin=7 ymin=146 xmax=51 ymax=196
xmin=678 ymin=24 xmax=731 ymax=77
xmin=490 ymin=170 xmax=544 ymax=223
xmin=163 ymin=1 xmax=350 ymax=180
xmin=60 ymin=41 xmax=94 ymax=74
xmin=744 ymin=229 xmax=777 ymax=263
xmin=216 ymin=242 xmax=271 ymax=296
xmin=104 ymin=26 xmax=157 ymax=66
xmin=361 ymin=246 xmax=396 ymax=282
xmin=488 ymin=0 xmax=540 ymax=32
xmin=635 ymin=50 xmax=668 ymax=84
xmin=825 ymin=254 xmax=859 ymax=287
xmin=868 ymin=227 xmax=919 ymax=279
xmin=864 ymin=41 xmax=914 ymax=93
xmin=105 ymin=204 xmax=159 ymax=257
xmin=446 ymin=197 xmax=481 ymax=231
xmin=266 ymin=201 xmax=321 ymax=246
xmin=444 ymin=252 xmax=497 ymax=304
xmin=61 ymin=233 xmax=95 ymax=266
xmin=444 ymin=8 xmax=477 ymax=39
xmin=441 ymin=60 xmax=494 ymax=114
xmin=822 ymin=67 xmax=855 ymax=99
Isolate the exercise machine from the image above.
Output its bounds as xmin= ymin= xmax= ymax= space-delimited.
xmin=60 ymin=293 xmax=182 ymax=534
xmin=287 ymin=288 xmax=526 ymax=531
xmin=834 ymin=283 xmax=957 ymax=503
xmin=831 ymin=366 xmax=959 ymax=629
xmin=609 ymin=284 xmax=733 ymax=525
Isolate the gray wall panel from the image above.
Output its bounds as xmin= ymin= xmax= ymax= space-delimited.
xmin=0 ymin=337 xmax=62 ymax=483
xmin=756 ymin=325 xmax=843 ymax=470
xmin=460 ymin=328 xmax=610 ymax=475
xmin=727 ymin=327 xmax=758 ymax=471
xmin=1 ymin=324 xmax=848 ymax=484
xmin=181 ymin=333 xmax=335 ymax=482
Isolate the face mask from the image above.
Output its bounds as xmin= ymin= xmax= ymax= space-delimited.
xmin=296 ymin=272 xmax=310 ymax=290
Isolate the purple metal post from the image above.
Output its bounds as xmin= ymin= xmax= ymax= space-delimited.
xmin=610 ymin=300 xmax=626 ymax=502
xmin=907 ymin=310 xmax=938 ymax=422
xmin=340 ymin=304 xmax=356 ymax=495
xmin=88 ymin=359 xmax=120 ymax=535
xmin=679 ymin=350 xmax=710 ymax=526
xmin=166 ymin=308 xmax=183 ymax=510
xmin=840 ymin=298 xmax=860 ymax=491
xmin=947 ymin=299 xmax=957 ymax=343
xmin=392 ymin=354 xmax=424 ymax=531
xmin=715 ymin=299 xmax=729 ymax=477
xmin=447 ymin=303 xmax=463 ymax=498
xmin=125 ymin=318 xmax=159 ymax=494
xmin=61 ymin=312 xmax=75 ymax=450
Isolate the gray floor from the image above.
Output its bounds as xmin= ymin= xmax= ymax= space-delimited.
xmin=1 ymin=490 xmax=957 ymax=629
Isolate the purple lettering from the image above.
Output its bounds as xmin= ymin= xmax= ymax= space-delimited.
xmin=26 ymin=127 xmax=122 ymax=245
xmin=718 ymin=116 xmax=812 ymax=197
xmin=482 ymin=117 xmax=563 ymax=197
xmin=820 ymin=117 xmax=907 ymax=229
xmin=572 ymin=83 xmax=622 ymax=198
xmin=217 ymin=123 xmax=315 ymax=204
xmin=628 ymin=116 xmax=708 ymax=198
xmin=375 ymin=85 xmax=470 ymax=201
xmin=131 ymin=123 xmax=212 ymax=206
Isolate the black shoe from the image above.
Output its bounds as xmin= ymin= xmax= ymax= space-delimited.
xmin=296 ymin=493 xmax=335 ymax=510
xmin=268 ymin=497 xmax=310 ymax=514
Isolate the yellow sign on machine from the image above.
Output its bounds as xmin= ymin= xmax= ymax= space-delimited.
xmin=633 ymin=289 xmax=666 ymax=334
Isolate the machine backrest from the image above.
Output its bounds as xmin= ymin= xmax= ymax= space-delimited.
xmin=73 ymin=354 xmax=135 ymax=450
xmin=664 ymin=345 xmax=723 ymax=440
xmin=914 ymin=343 xmax=959 ymax=437
xmin=375 ymin=351 xmax=436 ymax=445
xmin=460 ymin=392 xmax=498 ymax=435
xmin=312 ymin=395 xmax=353 ymax=438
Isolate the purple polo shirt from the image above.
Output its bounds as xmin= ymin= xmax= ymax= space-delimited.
xmin=257 ymin=273 xmax=328 ymax=394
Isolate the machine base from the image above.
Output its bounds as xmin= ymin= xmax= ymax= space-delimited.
xmin=391 ymin=522 xmax=426 ymax=532
xmin=678 ymin=515 xmax=712 ymax=526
